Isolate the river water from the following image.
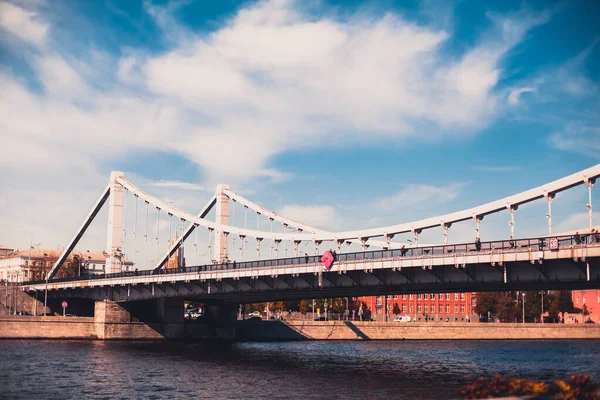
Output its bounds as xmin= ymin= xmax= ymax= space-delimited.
xmin=1 ymin=340 xmax=599 ymax=399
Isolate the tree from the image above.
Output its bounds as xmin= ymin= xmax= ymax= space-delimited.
xmin=550 ymin=291 xmax=577 ymax=321
xmin=54 ymin=254 xmax=81 ymax=279
xmin=474 ymin=292 xmax=500 ymax=317
xmin=360 ymin=301 xmax=371 ymax=321
xmin=393 ymin=303 xmax=401 ymax=315
xmin=298 ymin=300 xmax=309 ymax=315
xmin=496 ymin=296 xmax=519 ymax=322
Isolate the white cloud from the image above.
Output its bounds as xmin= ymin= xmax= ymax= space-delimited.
xmin=151 ymin=180 xmax=207 ymax=191
xmin=554 ymin=212 xmax=592 ymax=235
xmin=278 ymin=205 xmax=337 ymax=230
xmin=0 ymin=0 xmax=553 ymax=250
xmin=378 ymin=183 xmax=464 ymax=211
xmin=550 ymin=124 xmax=600 ymax=158
xmin=0 ymin=2 xmax=48 ymax=45
xmin=508 ymin=87 xmax=535 ymax=105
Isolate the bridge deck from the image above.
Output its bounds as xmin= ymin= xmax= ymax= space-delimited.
xmin=23 ymin=235 xmax=600 ymax=299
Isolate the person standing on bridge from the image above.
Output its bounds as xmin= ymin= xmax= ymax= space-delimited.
xmin=475 ymin=237 xmax=481 ymax=252
xmin=593 ymin=229 xmax=600 ymax=243
xmin=574 ymin=232 xmax=582 ymax=245
xmin=400 ymin=245 xmax=407 ymax=257
xmin=305 ymin=253 xmax=309 ymax=263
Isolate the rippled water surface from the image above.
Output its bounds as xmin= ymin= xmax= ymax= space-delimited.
xmin=1 ymin=340 xmax=599 ymax=399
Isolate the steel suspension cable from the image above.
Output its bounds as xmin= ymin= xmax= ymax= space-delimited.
xmin=231 ymin=200 xmax=236 ymax=260
xmin=270 ymin=218 xmax=273 ymax=258
xmin=155 ymin=207 xmax=160 ymax=266
xmin=168 ymin=213 xmax=172 ymax=251
xmin=194 ymin=224 xmax=198 ymax=258
xmin=180 ymin=218 xmax=184 ymax=267
xmin=144 ymin=201 xmax=148 ymax=268
xmin=133 ymin=195 xmax=138 ymax=265
xmin=122 ymin=190 xmax=127 ymax=259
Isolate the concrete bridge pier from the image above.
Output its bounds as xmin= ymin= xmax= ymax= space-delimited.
xmin=93 ymin=299 xmax=237 ymax=340
xmin=204 ymin=304 xmax=237 ymax=340
xmin=94 ymin=298 xmax=185 ymax=339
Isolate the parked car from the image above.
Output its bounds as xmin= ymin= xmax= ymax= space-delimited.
xmin=393 ymin=316 xmax=411 ymax=323
xmin=248 ymin=311 xmax=261 ymax=318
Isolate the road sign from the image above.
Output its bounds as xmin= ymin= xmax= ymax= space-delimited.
xmin=549 ymin=237 xmax=559 ymax=251
xmin=321 ymin=251 xmax=333 ymax=271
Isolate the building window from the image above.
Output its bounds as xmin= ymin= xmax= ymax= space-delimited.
xmin=409 ymin=305 xmax=413 ymax=312
xmin=376 ymin=297 xmax=382 ymax=306
xmin=424 ymin=294 xmax=429 ymax=300
xmin=471 ymin=299 xmax=477 ymax=307
xmin=24 ymin=271 xmax=28 ymax=278
xmin=454 ymin=293 xmax=459 ymax=300
xmin=424 ymin=305 xmax=429 ymax=313
xmin=431 ymin=293 xmax=435 ymax=300
xmin=402 ymin=294 xmax=407 ymax=300
xmin=446 ymin=293 xmax=450 ymax=300
xmin=439 ymin=305 xmax=444 ymax=313
xmin=418 ymin=294 xmax=422 ymax=300
xmin=417 ymin=305 xmax=422 ymax=312
xmin=460 ymin=293 xmax=465 ymax=300
xmin=25 ymin=260 xmax=29 ymax=266
xmin=454 ymin=305 xmax=458 ymax=313
xmin=439 ymin=294 xmax=444 ymax=300
xmin=460 ymin=305 xmax=465 ymax=313
xmin=409 ymin=294 xmax=413 ymax=300
xmin=387 ymin=295 xmax=392 ymax=299
xmin=446 ymin=305 xmax=450 ymax=313
xmin=393 ymin=295 xmax=398 ymax=299
xmin=402 ymin=304 xmax=407 ymax=312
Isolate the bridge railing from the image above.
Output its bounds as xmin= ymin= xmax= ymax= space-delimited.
xmin=26 ymin=233 xmax=599 ymax=285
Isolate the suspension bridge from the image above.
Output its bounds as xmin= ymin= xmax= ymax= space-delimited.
xmin=20 ymin=164 xmax=600 ymax=301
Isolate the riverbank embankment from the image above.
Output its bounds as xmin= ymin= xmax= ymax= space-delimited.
xmin=1 ymin=317 xmax=599 ymax=340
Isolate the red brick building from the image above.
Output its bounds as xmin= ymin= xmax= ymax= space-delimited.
xmin=569 ymin=290 xmax=600 ymax=323
xmin=359 ymin=292 xmax=477 ymax=322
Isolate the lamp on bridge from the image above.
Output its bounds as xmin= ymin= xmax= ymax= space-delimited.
xmin=521 ymin=292 xmax=526 ymax=323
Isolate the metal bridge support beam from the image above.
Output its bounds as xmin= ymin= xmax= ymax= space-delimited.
xmin=585 ymin=177 xmax=595 ymax=229
xmin=214 ymin=184 xmax=230 ymax=263
xmin=544 ymin=192 xmax=555 ymax=236
xmin=106 ymin=172 xmax=125 ymax=274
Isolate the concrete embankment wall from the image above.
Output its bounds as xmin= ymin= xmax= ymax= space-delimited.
xmin=0 ymin=286 xmax=46 ymax=316
xmin=0 ymin=316 xmax=215 ymax=340
xmin=0 ymin=316 xmax=97 ymax=339
xmin=2 ymin=318 xmax=600 ymax=340
xmin=236 ymin=321 xmax=600 ymax=341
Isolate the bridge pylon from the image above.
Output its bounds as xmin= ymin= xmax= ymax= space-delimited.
xmin=214 ymin=184 xmax=230 ymax=263
xmin=105 ymin=171 xmax=125 ymax=274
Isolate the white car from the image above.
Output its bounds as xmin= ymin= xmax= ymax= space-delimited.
xmin=394 ymin=316 xmax=411 ymax=322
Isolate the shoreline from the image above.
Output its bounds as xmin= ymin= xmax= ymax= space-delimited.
xmin=1 ymin=317 xmax=599 ymax=340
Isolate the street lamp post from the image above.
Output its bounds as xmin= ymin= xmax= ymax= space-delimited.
xmin=540 ymin=291 xmax=544 ymax=324
xmin=4 ymin=277 xmax=7 ymax=316
xmin=344 ymin=297 xmax=349 ymax=321
xmin=44 ymin=272 xmax=49 ymax=317
xmin=521 ymin=292 xmax=526 ymax=323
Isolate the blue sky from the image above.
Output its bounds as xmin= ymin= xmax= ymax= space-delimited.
xmin=0 ymin=0 xmax=599 ymax=262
